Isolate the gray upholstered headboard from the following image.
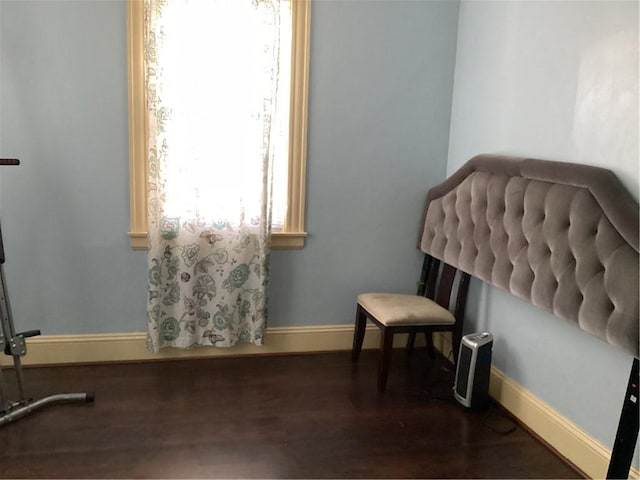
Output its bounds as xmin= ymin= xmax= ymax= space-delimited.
xmin=420 ymin=154 xmax=639 ymax=358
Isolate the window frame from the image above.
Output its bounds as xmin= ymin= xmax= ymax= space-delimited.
xmin=127 ymin=0 xmax=310 ymax=250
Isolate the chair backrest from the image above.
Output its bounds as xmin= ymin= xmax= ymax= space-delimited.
xmin=418 ymin=254 xmax=471 ymax=323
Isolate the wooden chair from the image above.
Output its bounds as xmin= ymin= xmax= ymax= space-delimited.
xmin=351 ymin=254 xmax=471 ymax=392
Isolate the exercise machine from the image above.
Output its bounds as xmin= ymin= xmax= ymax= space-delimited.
xmin=0 ymin=158 xmax=93 ymax=427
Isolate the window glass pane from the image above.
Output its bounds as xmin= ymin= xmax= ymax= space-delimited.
xmin=271 ymin=1 xmax=292 ymax=231
xmin=153 ymin=0 xmax=292 ymax=228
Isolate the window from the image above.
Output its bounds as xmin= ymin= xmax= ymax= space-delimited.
xmin=127 ymin=0 xmax=310 ymax=250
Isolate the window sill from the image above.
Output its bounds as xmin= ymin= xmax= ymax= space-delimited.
xmin=272 ymin=231 xmax=307 ymax=249
xmin=128 ymin=231 xmax=307 ymax=250
xmin=128 ymin=231 xmax=148 ymax=250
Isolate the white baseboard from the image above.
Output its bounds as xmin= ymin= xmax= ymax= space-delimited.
xmin=2 ymin=324 xmax=409 ymax=367
xmin=3 ymin=326 xmax=637 ymax=479
xmin=432 ymin=332 xmax=639 ymax=480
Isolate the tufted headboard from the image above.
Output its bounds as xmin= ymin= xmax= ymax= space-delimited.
xmin=419 ymin=154 xmax=639 ymax=358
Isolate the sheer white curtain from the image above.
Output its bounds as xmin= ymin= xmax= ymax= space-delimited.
xmin=144 ymin=0 xmax=289 ymax=352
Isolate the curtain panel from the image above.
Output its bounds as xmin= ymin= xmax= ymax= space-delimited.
xmin=144 ymin=0 xmax=285 ymax=352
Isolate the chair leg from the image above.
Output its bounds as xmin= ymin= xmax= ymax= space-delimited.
xmin=378 ymin=327 xmax=394 ymax=392
xmin=406 ymin=332 xmax=416 ymax=353
xmin=425 ymin=332 xmax=435 ymax=359
xmin=352 ymin=304 xmax=367 ymax=363
xmin=452 ymin=329 xmax=462 ymax=364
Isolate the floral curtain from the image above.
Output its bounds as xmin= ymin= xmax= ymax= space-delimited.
xmin=144 ymin=0 xmax=284 ymax=352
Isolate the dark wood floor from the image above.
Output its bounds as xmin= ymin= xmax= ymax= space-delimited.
xmin=0 ymin=349 xmax=581 ymax=479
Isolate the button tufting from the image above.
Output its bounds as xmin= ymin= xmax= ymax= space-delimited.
xmin=607 ymin=300 xmax=615 ymax=312
xmin=422 ymin=167 xmax=638 ymax=359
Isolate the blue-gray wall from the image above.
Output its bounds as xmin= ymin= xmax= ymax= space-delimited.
xmin=0 ymin=0 xmax=146 ymax=334
xmin=0 ymin=0 xmax=460 ymax=334
xmin=270 ymin=0 xmax=459 ymax=327
xmin=2 ymin=0 xmax=637 ymax=465
xmin=447 ymin=0 xmax=638 ymax=463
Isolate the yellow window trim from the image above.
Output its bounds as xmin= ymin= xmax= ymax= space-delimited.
xmin=126 ymin=0 xmax=310 ymax=250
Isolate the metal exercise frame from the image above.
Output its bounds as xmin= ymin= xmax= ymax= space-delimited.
xmin=0 ymin=159 xmax=93 ymax=427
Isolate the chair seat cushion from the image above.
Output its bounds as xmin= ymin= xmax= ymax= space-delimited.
xmin=357 ymin=293 xmax=455 ymax=327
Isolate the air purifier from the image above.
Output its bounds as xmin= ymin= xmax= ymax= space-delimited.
xmin=454 ymin=332 xmax=493 ymax=411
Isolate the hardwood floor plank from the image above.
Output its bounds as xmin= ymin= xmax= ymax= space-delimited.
xmin=0 ymin=350 xmax=581 ymax=478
